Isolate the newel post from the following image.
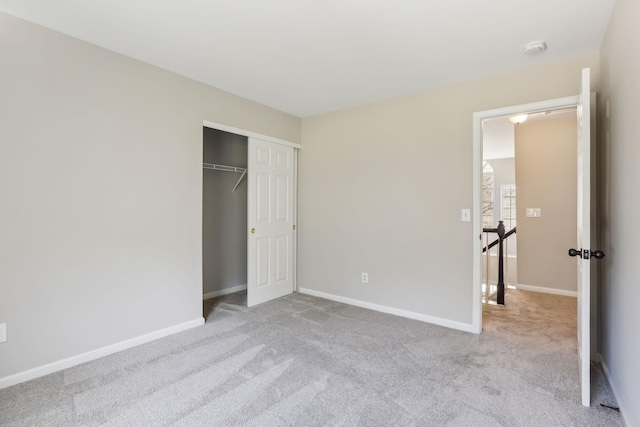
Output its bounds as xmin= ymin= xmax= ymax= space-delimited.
xmin=497 ymin=220 xmax=505 ymax=305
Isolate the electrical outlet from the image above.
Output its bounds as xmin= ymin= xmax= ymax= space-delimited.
xmin=361 ymin=272 xmax=369 ymax=284
xmin=0 ymin=323 xmax=7 ymax=343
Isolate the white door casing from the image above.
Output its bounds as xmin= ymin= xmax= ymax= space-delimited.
xmin=247 ymin=137 xmax=295 ymax=307
xmin=472 ymin=95 xmax=580 ymax=333
xmin=576 ymin=67 xmax=592 ymax=407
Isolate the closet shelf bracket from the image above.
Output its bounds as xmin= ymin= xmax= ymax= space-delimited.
xmin=232 ymin=170 xmax=247 ymax=192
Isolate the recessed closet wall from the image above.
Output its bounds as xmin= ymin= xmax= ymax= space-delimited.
xmin=203 ymin=127 xmax=249 ymax=297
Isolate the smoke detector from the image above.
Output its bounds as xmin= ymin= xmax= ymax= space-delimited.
xmin=524 ymin=41 xmax=547 ymax=55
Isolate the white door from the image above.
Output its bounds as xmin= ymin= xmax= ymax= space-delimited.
xmin=576 ymin=67 xmax=592 ymax=407
xmin=247 ymin=137 xmax=295 ymax=307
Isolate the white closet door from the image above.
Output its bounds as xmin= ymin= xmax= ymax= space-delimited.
xmin=247 ymin=137 xmax=295 ymax=307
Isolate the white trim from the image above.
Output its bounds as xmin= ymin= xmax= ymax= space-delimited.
xmin=484 ymin=253 xmax=518 ymax=259
xmin=203 ymin=284 xmax=247 ymax=300
xmin=472 ymin=109 xmax=483 ymax=333
xmin=472 ymin=95 xmax=580 ymax=334
xmin=293 ymin=149 xmax=298 ymax=292
xmin=298 ymin=288 xmax=475 ymax=333
xmin=516 ymin=283 xmax=577 ymax=297
xmin=0 ymin=318 xmax=204 ymax=390
xmin=601 ymin=356 xmax=631 ymax=427
xmin=203 ymin=120 xmax=301 ymax=149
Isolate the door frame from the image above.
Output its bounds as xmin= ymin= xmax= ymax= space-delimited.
xmin=202 ymin=120 xmax=301 ymax=302
xmin=203 ymin=120 xmax=301 ymax=150
xmin=471 ymin=96 xmax=579 ymax=333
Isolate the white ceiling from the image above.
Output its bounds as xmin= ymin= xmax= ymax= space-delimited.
xmin=0 ymin=0 xmax=616 ymax=117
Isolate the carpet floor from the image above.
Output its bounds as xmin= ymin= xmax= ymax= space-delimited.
xmin=0 ymin=289 xmax=622 ymax=426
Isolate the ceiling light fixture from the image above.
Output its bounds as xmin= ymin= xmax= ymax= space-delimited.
xmin=508 ymin=114 xmax=529 ymax=124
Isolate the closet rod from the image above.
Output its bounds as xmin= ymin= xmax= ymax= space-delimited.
xmin=203 ymin=163 xmax=247 ymax=192
xmin=202 ymin=163 xmax=247 ymax=173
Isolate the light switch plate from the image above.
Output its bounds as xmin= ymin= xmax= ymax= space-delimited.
xmin=526 ymin=208 xmax=541 ymax=217
xmin=461 ymin=209 xmax=471 ymax=222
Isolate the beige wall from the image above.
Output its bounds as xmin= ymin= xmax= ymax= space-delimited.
xmin=599 ymin=0 xmax=640 ymax=423
xmin=0 ymin=13 xmax=300 ymax=380
xmin=299 ymin=53 xmax=598 ymax=326
xmin=202 ymin=129 xmax=248 ymax=296
xmin=514 ymin=116 xmax=577 ymax=293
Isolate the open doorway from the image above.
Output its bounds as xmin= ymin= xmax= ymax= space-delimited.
xmin=202 ymin=128 xmax=249 ymax=315
xmin=472 ymin=95 xmax=583 ymax=332
xmin=481 ymin=109 xmax=578 ymax=305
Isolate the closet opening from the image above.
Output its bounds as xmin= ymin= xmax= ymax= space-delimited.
xmin=202 ymin=127 xmax=249 ymax=315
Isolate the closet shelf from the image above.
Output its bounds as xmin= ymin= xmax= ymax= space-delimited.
xmin=203 ymin=163 xmax=247 ymax=192
xmin=203 ymin=163 xmax=246 ymax=173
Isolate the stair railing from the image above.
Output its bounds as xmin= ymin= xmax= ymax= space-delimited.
xmin=482 ymin=220 xmax=516 ymax=305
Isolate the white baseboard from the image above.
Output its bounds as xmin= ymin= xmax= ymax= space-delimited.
xmin=0 ymin=317 xmax=205 ymax=391
xmin=297 ymin=288 xmax=475 ymax=333
xmin=600 ymin=355 xmax=631 ymax=427
xmin=516 ymin=283 xmax=577 ymax=298
xmin=203 ymin=284 xmax=247 ymax=300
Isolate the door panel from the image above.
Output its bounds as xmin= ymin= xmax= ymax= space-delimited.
xmin=256 ymin=173 xmax=270 ymax=222
xmin=275 ymin=235 xmax=288 ymax=282
xmin=576 ymin=67 xmax=591 ymax=407
xmin=276 ymin=175 xmax=289 ymax=221
xmin=256 ymin=237 xmax=270 ymax=288
xmin=277 ymin=151 xmax=289 ymax=168
xmin=257 ymin=147 xmax=270 ymax=165
xmin=248 ymin=138 xmax=295 ymax=306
